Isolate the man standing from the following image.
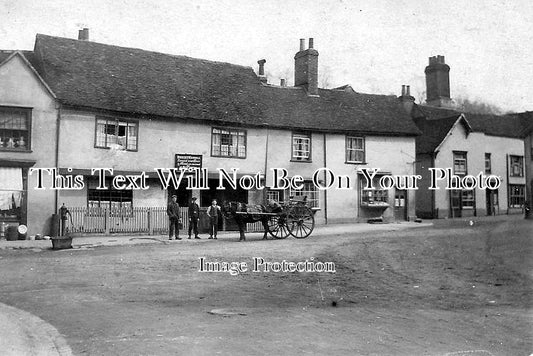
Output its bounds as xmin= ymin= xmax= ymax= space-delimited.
xmin=188 ymin=196 xmax=200 ymax=239
xmin=167 ymin=194 xmax=181 ymax=240
xmin=206 ymin=199 xmax=221 ymax=239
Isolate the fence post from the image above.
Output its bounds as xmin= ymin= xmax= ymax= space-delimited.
xmin=148 ymin=208 xmax=153 ymax=235
xmin=105 ymin=208 xmax=110 ymax=235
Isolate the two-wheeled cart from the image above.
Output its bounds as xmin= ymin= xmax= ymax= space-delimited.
xmin=235 ymin=197 xmax=318 ymax=239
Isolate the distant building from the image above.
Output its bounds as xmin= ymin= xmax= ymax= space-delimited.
xmin=402 ymin=56 xmax=528 ymax=218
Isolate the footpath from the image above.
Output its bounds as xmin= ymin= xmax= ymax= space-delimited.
xmin=0 ymin=221 xmax=431 ymax=251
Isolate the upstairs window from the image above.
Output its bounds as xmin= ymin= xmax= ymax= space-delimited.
xmin=0 ymin=107 xmax=31 ymax=151
xmin=346 ymin=136 xmax=365 ymax=163
xmin=292 ymin=133 xmax=311 ymax=161
xmin=509 ymin=155 xmax=524 ymax=177
xmin=211 ymin=127 xmax=246 ymax=158
xmin=95 ymin=117 xmax=138 ymax=151
xmin=453 ymin=152 xmax=467 ymax=175
xmin=485 ymin=153 xmax=491 ymax=174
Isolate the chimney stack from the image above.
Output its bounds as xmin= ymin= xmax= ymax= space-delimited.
xmin=78 ymin=28 xmax=89 ymax=41
xmin=257 ymin=59 xmax=267 ymax=83
xmin=425 ymin=55 xmax=453 ymax=108
xmin=399 ymin=85 xmax=415 ymax=115
xmin=294 ymin=38 xmax=319 ymax=96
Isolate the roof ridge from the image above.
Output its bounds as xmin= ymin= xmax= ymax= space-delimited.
xmin=35 ymin=33 xmax=254 ymax=71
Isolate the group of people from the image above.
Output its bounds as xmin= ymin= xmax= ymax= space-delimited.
xmin=166 ymin=195 xmax=221 ymax=240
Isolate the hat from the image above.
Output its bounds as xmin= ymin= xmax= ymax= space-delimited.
xmin=171 ymin=194 xmax=177 ymax=198
xmin=191 ymin=197 xmax=197 ymax=200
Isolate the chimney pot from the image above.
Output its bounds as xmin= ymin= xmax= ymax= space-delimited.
xmin=308 ymin=38 xmax=314 ymax=49
xmin=78 ymin=28 xmax=89 ymax=41
xmin=299 ymin=39 xmax=305 ymax=51
xmin=406 ymin=85 xmax=411 ymax=96
xmin=401 ymin=85 xmax=406 ymax=96
xmin=280 ymin=78 xmax=286 ymax=87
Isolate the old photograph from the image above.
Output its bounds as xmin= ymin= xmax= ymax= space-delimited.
xmin=0 ymin=1 xmax=532 ymax=355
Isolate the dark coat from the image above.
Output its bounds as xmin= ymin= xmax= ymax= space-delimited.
xmin=167 ymin=201 xmax=180 ymax=220
xmin=188 ymin=202 xmax=200 ymax=219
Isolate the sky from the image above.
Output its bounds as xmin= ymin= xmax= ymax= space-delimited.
xmin=1 ymin=0 xmax=532 ymax=113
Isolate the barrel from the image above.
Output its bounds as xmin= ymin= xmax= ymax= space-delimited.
xmin=6 ymin=225 xmax=18 ymax=241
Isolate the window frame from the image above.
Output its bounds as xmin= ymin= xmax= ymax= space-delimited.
xmin=508 ymin=184 xmax=525 ymax=208
xmin=289 ymin=181 xmax=319 ymax=208
xmin=461 ymin=189 xmax=475 ymax=209
xmin=453 ymin=151 xmax=467 ymax=175
xmin=266 ymin=189 xmax=284 ymax=204
xmin=291 ymin=132 xmax=312 ymax=162
xmin=0 ymin=106 xmax=32 ymax=152
xmin=359 ymin=173 xmax=389 ymax=207
xmin=485 ymin=153 xmax=491 ymax=174
xmin=509 ymin=155 xmax=524 ymax=177
xmin=94 ymin=116 xmax=139 ymax=152
xmin=345 ymin=136 xmax=366 ymax=164
xmin=86 ymin=178 xmax=134 ymax=215
xmin=210 ymin=127 xmax=247 ymax=159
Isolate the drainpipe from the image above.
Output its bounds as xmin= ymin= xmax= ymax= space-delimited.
xmin=263 ymin=123 xmax=269 ymax=204
xmin=55 ymin=103 xmax=61 ymax=213
xmin=323 ymin=133 xmax=328 ymax=224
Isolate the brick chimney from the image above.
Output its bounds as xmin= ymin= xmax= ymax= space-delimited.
xmin=78 ymin=28 xmax=89 ymax=41
xmin=399 ymin=85 xmax=415 ymax=114
xmin=257 ymin=59 xmax=267 ymax=84
xmin=425 ymin=55 xmax=453 ymax=107
xmin=294 ymin=38 xmax=319 ymax=96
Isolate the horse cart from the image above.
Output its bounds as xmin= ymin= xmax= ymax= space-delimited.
xmin=224 ymin=197 xmax=319 ymax=240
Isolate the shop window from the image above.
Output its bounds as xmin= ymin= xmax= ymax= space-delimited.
xmin=211 ymin=127 xmax=246 ymax=158
xmin=360 ymin=174 xmax=389 ymax=207
xmin=289 ymin=181 xmax=318 ymax=207
xmin=95 ymin=117 xmax=138 ymax=151
xmin=0 ymin=167 xmax=23 ymax=220
xmin=346 ymin=136 xmax=365 ymax=163
xmin=87 ymin=179 xmax=133 ymax=214
xmin=509 ymin=155 xmax=524 ymax=177
xmin=0 ymin=107 xmax=31 ymax=151
xmin=292 ymin=133 xmax=311 ymax=161
xmin=461 ymin=190 xmax=475 ymax=208
xmin=508 ymin=185 xmax=525 ymax=208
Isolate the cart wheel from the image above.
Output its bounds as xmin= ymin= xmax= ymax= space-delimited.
xmin=287 ymin=205 xmax=315 ymax=238
xmin=268 ymin=216 xmax=290 ymax=239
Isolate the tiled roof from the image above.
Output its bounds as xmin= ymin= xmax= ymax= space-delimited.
xmin=515 ymin=111 xmax=533 ymax=136
xmin=412 ymin=104 xmax=527 ymax=153
xmin=414 ymin=115 xmax=462 ymax=154
xmin=467 ymin=113 xmax=525 ymax=138
xmin=32 ymin=34 xmax=420 ymax=136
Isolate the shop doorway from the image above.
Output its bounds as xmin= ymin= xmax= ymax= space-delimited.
xmin=393 ymin=190 xmax=407 ymax=221
xmin=486 ymin=189 xmax=499 ymax=216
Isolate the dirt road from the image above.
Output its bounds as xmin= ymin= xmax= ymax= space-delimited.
xmin=0 ymin=217 xmax=531 ymax=355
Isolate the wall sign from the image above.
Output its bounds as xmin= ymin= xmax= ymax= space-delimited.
xmin=175 ymin=154 xmax=202 ymax=172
